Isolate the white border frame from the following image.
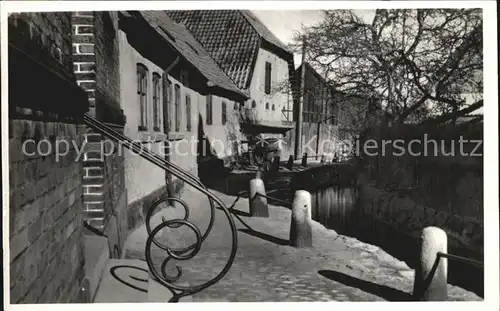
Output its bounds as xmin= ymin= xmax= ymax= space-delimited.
xmin=1 ymin=2 xmax=498 ymax=311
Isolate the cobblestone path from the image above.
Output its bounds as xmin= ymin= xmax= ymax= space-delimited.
xmin=124 ymin=186 xmax=481 ymax=302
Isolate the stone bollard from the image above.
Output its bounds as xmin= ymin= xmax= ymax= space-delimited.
xmin=413 ymin=226 xmax=448 ymax=301
xmin=249 ymin=178 xmax=269 ymax=217
xmin=301 ymin=153 xmax=308 ymax=167
xmin=286 ymin=155 xmax=294 ymax=170
xmin=289 ymin=190 xmax=312 ymax=247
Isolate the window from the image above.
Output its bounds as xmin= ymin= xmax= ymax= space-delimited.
xmin=186 ymin=94 xmax=191 ymax=131
xmin=153 ymin=73 xmax=161 ymax=131
xmin=206 ymin=95 xmax=213 ymax=125
xmin=137 ymin=64 xmax=148 ymax=130
xmin=164 ymin=77 xmax=172 ymax=132
xmin=264 ymin=62 xmax=272 ymax=94
xmin=272 ymin=104 xmax=275 ymax=111
xmin=174 ymin=84 xmax=181 ymax=132
xmin=234 ymin=102 xmax=239 ymax=110
xmin=251 ymin=100 xmax=256 ymax=108
xmin=265 ymin=102 xmax=269 ymax=110
xmin=221 ymin=101 xmax=227 ymax=125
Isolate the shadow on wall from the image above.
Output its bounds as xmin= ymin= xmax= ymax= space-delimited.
xmin=197 ymin=114 xmax=231 ymax=186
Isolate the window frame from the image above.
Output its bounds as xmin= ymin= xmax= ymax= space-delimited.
xmin=221 ymin=101 xmax=227 ymax=125
xmin=186 ymin=93 xmax=192 ymax=131
xmin=174 ymin=84 xmax=181 ymax=132
xmin=206 ymin=95 xmax=213 ymax=125
xmin=164 ymin=76 xmax=173 ymax=132
xmin=264 ymin=61 xmax=272 ymax=95
xmin=152 ymin=73 xmax=162 ymax=132
xmin=137 ymin=64 xmax=148 ymax=131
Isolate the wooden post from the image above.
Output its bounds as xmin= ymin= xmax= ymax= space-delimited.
xmin=249 ymin=177 xmax=269 ymax=217
xmin=290 ymin=190 xmax=312 ymax=247
xmin=294 ymin=36 xmax=306 ymax=159
xmin=272 ymin=155 xmax=280 ymax=173
xmin=301 ymin=153 xmax=308 ymax=167
xmin=286 ymin=155 xmax=294 ymax=170
xmin=413 ymin=227 xmax=448 ymax=301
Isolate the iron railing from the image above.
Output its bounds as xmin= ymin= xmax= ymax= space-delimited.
xmin=417 ymin=250 xmax=483 ymax=300
xmin=83 ymin=113 xmax=238 ymax=302
xmin=254 ymin=192 xmax=292 ymax=207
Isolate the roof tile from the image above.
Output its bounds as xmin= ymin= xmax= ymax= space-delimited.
xmin=167 ymin=10 xmax=289 ymax=90
xmin=137 ymin=11 xmax=247 ymax=98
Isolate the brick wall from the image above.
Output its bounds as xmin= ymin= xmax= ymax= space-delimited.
xmin=9 ymin=12 xmax=73 ymax=78
xmin=94 ymin=11 xmax=121 ymax=120
xmin=71 ymin=11 xmax=127 ymax=252
xmin=9 ymin=12 xmax=89 ymax=303
xmin=72 ymin=11 xmax=97 ymax=116
xmin=72 ymin=11 xmax=124 ymax=123
xmin=9 ymin=120 xmax=87 ymax=303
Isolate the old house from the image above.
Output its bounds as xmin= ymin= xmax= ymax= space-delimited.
xmin=167 ymin=10 xmax=297 ymax=155
xmin=286 ymin=62 xmax=381 ymax=160
xmin=117 ymin=11 xmax=248 ymax=202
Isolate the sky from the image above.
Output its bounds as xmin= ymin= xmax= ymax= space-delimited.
xmin=251 ymin=10 xmax=376 ymax=67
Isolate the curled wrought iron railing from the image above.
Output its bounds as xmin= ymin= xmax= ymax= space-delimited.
xmin=84 ymin=113 xmax=238 ymax=302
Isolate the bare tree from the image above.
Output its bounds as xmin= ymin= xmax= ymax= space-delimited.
xmin=290 ymin=9 xmax=483 ymax=124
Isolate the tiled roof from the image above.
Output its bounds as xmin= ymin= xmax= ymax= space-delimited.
xmin=166 ymin=10 xmax=291 ymax=90
xmin=239 ymin=11 xmax=290 ymax=53
xmin=129 ymin=11 xmax=248 ymax=99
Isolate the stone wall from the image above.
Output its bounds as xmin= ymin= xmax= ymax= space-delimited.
xmin=355 ymin=122 xmax=483 ymax=295
xmin=359 ymin=123 xmax=483 ymax=218
xmin=356 ymin=180 xmax=483 ymax=257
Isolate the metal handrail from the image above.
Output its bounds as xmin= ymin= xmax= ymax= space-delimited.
xmin=417 ymin=250 xmax=483 ymax=300
xmin=83 ymin=113 xmax=238 ymax=302
xmin=83 ymin=220 xmax=107 ymax=237
xmin=255 ymin=192 xmax=292 ymax=207
xmin=437 ymin=252 xmax=483 ymax=268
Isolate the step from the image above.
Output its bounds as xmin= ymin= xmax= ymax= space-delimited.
xmin=83 ymin=166 xmax=104 ymax=179
xmin=84 ymin=150 xmax=104 ymax=162
xmin=84 ymin=133 xmax=103 ymax=143
xmin=83 ymin=235 xmax=110 ymax=301
xmin=93 ymin=259 xmax=149 ymax=303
